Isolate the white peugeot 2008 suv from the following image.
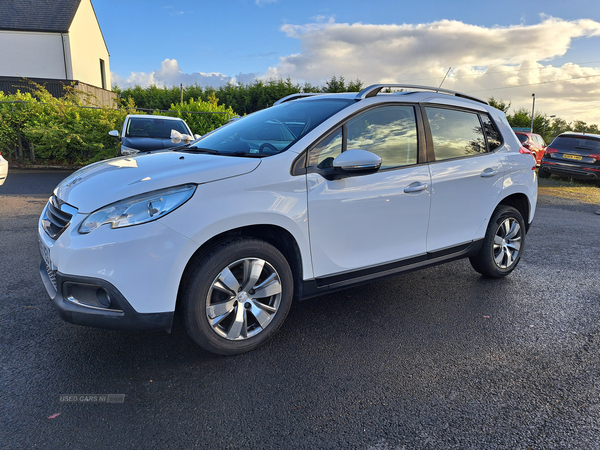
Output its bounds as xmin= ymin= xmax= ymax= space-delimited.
xmin=38 ymin=85 xmax=538 ymax=355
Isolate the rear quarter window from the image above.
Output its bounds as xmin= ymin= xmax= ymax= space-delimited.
xmin=481 ymin=116 xmax=502 ymax=151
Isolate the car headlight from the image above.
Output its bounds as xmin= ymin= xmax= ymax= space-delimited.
xmin=120 ymin=145 xmax=140 ymax=156
xmin=79 ymin=184 xmax=196 ymax=234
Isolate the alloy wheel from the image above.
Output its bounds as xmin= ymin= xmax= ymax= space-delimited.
xmin=205 ymin=258 xmax=282 ymax=340
xmin=493 ymin=218 xmax=522 ymax=269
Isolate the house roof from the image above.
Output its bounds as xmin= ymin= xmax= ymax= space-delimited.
xmin=0 ymin=0 xmax=82 ymax=33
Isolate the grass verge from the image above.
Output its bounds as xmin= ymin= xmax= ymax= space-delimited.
xmin=538 ymin=176 xmax=600 ymax=205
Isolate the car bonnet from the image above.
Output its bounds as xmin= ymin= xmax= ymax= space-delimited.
xmin=54 ymin=151 xmax=261 ymax=213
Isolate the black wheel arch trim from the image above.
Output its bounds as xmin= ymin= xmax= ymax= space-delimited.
xmin=497 ymin=193 xmax=532 ymax=233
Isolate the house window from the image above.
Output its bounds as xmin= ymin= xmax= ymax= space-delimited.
xmin=100 ymin=59 xmax=106 ymax=89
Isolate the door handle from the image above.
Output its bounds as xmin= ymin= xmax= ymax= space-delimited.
xmin=480 ymin=168 xmax=498 ymax=178
xmin=404 ymin=182 xmax=428 ymax=193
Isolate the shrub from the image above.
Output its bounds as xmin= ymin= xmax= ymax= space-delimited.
xmin=168 ymin=93 xmax=236 ymax=136
xmin=0 ymin=83 xmax=135 ymax=165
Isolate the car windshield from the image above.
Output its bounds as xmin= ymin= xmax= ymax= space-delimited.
xmin=125 ymin=117 xmax=190 ymax=139
xmin=550 ymin=136 xmax=600 ymax=153
xmin=188 ymin=98 xmax=353 ymax=156
xmin=516 ymin=134 xmax=528 ymax=143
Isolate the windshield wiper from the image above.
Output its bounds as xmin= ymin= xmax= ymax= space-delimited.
xmin=182 ymin=147 xmax=220 ymax=155
xmin=229 ymin=151 xmax=266 ymax=158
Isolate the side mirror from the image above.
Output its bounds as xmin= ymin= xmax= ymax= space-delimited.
xmin=194 ymin=134 xmax=201 ymax=140
xmin=325 ymin=149 xmax=382 ymax=180
xmin=108 ymin=130 xmax=120 ymax=139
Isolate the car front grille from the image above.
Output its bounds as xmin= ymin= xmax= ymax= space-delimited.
xmin=42 ymin=196 xmax=77 ymax=239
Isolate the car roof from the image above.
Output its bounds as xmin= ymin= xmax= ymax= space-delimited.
xmin=274 ymin=84 xmax=489 ymax=109
xmin=126 ymin=114 xmax=185 ymax=121
xmin=557 ymin=132 xmax=600 ymax=140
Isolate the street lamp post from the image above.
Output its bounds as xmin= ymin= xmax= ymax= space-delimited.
xmin=530 ymin=93 xmax=536 ymax=132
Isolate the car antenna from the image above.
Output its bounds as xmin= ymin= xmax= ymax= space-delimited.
xmin=438 ymin=67 xmax=451 ymax=90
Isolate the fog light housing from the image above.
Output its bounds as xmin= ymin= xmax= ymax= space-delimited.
xmin=64 ymin=282 xmax=120 ymax=311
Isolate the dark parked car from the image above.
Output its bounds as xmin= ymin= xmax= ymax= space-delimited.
xmin=109 ymin=115 xmax=199 ymax=156
xmin=539 ymin=133 xmax=600 ymax=185
xmin=515 ymin=131 xmax=546 ymax=166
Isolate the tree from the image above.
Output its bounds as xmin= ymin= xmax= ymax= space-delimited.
xmin=322 ymin=76 xmax=363 ymax=93
xmin=323 ymin=76 xmax=347 ymax=93
xmin=572 ymin=120 xmax=588 ymax=133
xmin=488 ymin=97 xmax=511 ymax=114
xmin=507 ymin=107 xmax=531 ymax=128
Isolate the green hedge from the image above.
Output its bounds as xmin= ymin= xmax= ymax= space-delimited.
xmin=115 ymin=76 xmax=364 ymax=115
xmin=0 ymin=84 xmax=237 ymax=165
xmin=0 ymin=86 xmax=133 ymax=165
xmin=168 ymin=93 xmax=236 ymax=135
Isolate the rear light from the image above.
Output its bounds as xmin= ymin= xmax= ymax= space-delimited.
xmin=589 ymin=154 xmax=600 ymax=161
xmin=545 ymin=147 xmax=558 ymax=154
xmin=583 ymin=167 xmax=600 ymax=172
xmin=519 ymin=147 xmax=532 ymax=155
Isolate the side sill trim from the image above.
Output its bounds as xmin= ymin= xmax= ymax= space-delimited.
xmin=300 ymin=240 xmax=483 ymax=299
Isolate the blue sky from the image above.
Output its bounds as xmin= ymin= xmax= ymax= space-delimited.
xmin=93 ymin=0 xmax=600 ymax=124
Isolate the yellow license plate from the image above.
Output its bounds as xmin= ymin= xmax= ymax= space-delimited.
xmin=563 ymin=154 xmax=582 ymax=160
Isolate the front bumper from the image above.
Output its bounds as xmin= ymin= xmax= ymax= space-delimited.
xmin=40 ymin=261 xmax=174 ymax=331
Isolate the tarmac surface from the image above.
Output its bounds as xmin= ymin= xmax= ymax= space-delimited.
xmin=1 ymin=169 xmax=599 ymax=449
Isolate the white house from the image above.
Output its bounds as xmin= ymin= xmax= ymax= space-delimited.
xmin=0 ymin=0 xmax=115 ymax=104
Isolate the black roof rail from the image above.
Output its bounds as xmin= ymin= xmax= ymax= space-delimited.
xmin=355 ymin=84 xmax=488 ymax=105
xmin=273 ymin=93 xmax=323 ymax=106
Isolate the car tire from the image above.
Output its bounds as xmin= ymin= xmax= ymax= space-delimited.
xmin=182 ymin=238 xmax=293 ymax=355
xmin=469 ymin=205 xmax=525 ymax=278
xmin=538 ymin=167 xmax=550 ymax=179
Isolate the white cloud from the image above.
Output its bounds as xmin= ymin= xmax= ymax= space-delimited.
xmin=275 ymin=17 xmax=600 ymax=79
xmin=111 ymin=58 xmax=258 ymax=89
xmin=270 ymin=16 xmax=600 ymax=124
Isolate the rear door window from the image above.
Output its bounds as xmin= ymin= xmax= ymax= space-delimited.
xmin=425 ymin=108 xmax=486 ymax=161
